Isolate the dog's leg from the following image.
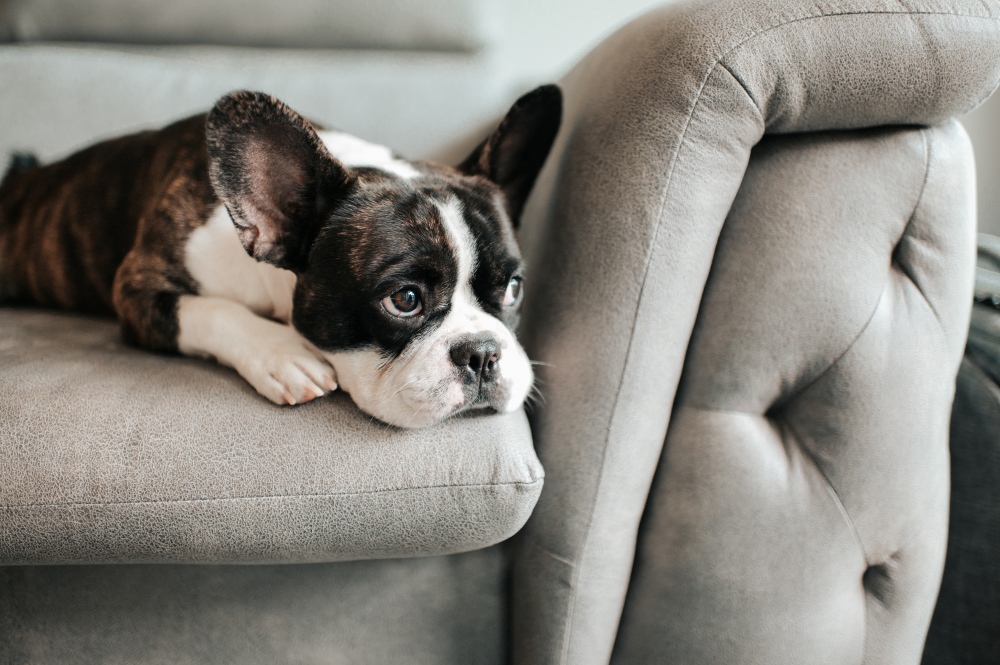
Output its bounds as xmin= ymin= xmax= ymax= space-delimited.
xmin=113 ymin=246 xmax=336 ymax=406
xmin=176 ymin=295 xmax=338 ymax=405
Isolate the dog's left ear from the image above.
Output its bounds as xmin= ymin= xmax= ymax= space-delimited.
xmin=206 ymin=91 xmax=355 ymax=272
xmin=458 ymin=84 xmax=562 ymax=226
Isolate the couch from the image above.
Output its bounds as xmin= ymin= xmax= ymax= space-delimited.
xmin=1 ymin=0 xmax=998 ymax=663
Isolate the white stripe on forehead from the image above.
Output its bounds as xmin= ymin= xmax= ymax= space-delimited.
xmin=316 ymin=130 xmax=419 ymax=180
xmin=436 ymin=197 xmax=479 ymax=302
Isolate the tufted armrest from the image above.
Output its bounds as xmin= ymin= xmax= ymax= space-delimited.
xmin=615 ymin=121 xmax=974 ymax=664
xmin=514 ymin=1 xmax=999 ymax=663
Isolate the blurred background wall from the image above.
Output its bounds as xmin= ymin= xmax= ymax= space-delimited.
xmin=498 ymin=0 xmax=663 ymax=86
xmin=963 ymin=93 xmax=1000 ymax=237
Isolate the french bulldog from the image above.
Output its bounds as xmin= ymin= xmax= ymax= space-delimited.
xmin=0 ymin=85 xmax=562 ymax=427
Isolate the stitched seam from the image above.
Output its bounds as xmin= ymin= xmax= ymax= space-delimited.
xmin=720 ymin=61 xmax=765 ymax=121
xmin=785 ymin=416 xmax=868 ymax=561
xmin=528 ymin=539 xmax=578 ymax=568
xmin=557 ymin=8 xmax=999 ymax=663
xmin=683 ymin=283 xmax=888 ymax=421
xmin=716 ymin=9 xmax=998 ymax=68
xmin=685 ymin=399 xmax=870 ymax=568
xmin=893 ymin=127 xmax=948 ymax=334
xmin=0 ymin=477 xmax=544 ymax=510
xmin=783 ymin=415 xmax=872 ymax=663
xmin=783 ymin=414 xmax=873 ymax=663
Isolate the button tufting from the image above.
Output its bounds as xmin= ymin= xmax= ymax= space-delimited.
xmin=862 ymin=556 xmax=899 ymax=607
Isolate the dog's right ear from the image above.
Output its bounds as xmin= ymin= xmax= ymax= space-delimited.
xmin=206 ymin=91 xmax=354 ymax=272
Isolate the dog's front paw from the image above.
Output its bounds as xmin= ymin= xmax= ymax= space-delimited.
xmin=239 ymin=336 xmax=339 ymax=406
xmin=176 ymin=296 xmax=339 ymax=406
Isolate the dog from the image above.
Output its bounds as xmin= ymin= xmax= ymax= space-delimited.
xmin=0 ymin=86 xmax=561 ymax=428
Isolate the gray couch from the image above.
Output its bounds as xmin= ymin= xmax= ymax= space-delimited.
xmin=1 ymin=0 xmax=998 ymax=663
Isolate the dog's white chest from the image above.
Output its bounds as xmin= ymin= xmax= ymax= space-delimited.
xmin=185 ymin=206 xmax=297 ymax=322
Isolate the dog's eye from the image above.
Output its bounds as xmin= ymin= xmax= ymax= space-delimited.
xmin=382 ymin=287 xmax=423 ymax=318
xmin=502 ymin=277 xmax=523 ymax=308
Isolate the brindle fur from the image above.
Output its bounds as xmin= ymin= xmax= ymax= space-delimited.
xmin=0 ymin=115 xmax=212 ymax=350
xmin=0 ymin=87 xmax=561 ymax=374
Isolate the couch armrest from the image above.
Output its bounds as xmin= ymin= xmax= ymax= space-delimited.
xmin=0 ymin=310 xmax=543 ymax=564
xmin=513 ymin=1 xmax=1000 ymax=663
xmin=615 ymin=121 xmax=974 ymax=665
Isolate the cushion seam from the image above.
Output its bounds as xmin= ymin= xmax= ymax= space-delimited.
xmin=893 ymin=126 xmax=948 ymax=334
xmin=0 ymin=477 xmax=544 ymax=510
xmin=781 ymin=414 xmax=873 ymax=660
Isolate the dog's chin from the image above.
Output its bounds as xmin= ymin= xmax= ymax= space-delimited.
xmin=321 ymin=347 xmax=533 ymax=429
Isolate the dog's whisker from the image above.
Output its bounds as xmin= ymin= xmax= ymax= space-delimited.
xmin=381 ymin=377 xmax=420 ymax=402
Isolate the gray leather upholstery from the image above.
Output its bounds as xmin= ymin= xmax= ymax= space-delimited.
xmin=0 ymin=547 xmax=508 ymax=665
xmin=0 ymin=0 xmax=499 ymax=51
xmin=514 ymin=1 xmax=997 ymax=663
xmin=0 ymin=310 xmax=542 ymax=564
xmin=0 ymin=0 xmax=996 ymax=662
xmin=613 ymin=122 xmax=974 ymax=664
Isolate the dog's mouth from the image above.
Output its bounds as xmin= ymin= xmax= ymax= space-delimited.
xmin=319 ymin=323 xmax=535 ymax=428
xmin=394 ymin=376 xmax=513 ymax=426
xmin=450 ymin=389 xmax=507 ymax=417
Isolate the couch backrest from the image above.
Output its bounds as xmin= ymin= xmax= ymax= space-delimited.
xmin=0 ymin=0 xmax=501 ymax=51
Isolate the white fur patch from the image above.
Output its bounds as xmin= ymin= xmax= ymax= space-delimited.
xmin=317 ymin=130 xmax=419 ymax=180
xmin=177 ymin=295 xmax=337 ymax=406
xmin=437 ymin=197 xmax=478 ymax=306
xmin=185 ymin=206 xmax=297 ymax=323
xmin=433 ymin=198 xmax=534 ymax=413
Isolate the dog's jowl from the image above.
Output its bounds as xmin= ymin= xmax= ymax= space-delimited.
xmin=0 ymin=86 xmax=562 ymax=427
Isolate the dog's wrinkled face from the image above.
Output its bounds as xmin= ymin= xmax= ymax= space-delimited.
xmin=295 ymin=175 xmax=533 ymax=427
xmin=206 ymin=87 xmax=562 ymax=427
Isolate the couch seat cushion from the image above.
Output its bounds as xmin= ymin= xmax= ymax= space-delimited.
xmin=0 ymin=309 xmax=543 ymax=564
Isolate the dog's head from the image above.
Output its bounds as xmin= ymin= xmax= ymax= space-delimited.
xmin=205 ymin=87 xmax=561 ymax=427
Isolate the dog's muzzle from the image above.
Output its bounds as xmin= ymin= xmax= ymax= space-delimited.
xmin=449 ymin=332 xmax=509 ymax=408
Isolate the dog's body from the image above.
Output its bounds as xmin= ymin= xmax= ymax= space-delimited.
xmin=0 ymin=87 xmax=561 ymax=427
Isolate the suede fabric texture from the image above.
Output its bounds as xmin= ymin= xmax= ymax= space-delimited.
xmin=514 ymin=1 xmax=997 ymax=663
xmin=0 ymin=0 xmax=996 ymax=661
xmin=0 ymin=0 xmax=499 ymax=51
xmin=0 ymin=547 xmax=508 ymax=664
xmin=0 ymin=310 xmax=543 ymax=564
xmin=612 ymin=123 xmax=974 ymax=664
xmin=923 ymin=299 xmax=1000 ymax=664
xmin=0 ymin=44 xmax=509 ymax=169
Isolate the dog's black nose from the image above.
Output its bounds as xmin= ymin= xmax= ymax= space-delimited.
xmin=450 ymin=335 xmax=501 ymax=385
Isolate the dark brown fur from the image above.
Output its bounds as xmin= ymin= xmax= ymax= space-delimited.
xmin=0 ymin=115 xmax=213 ymax=350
